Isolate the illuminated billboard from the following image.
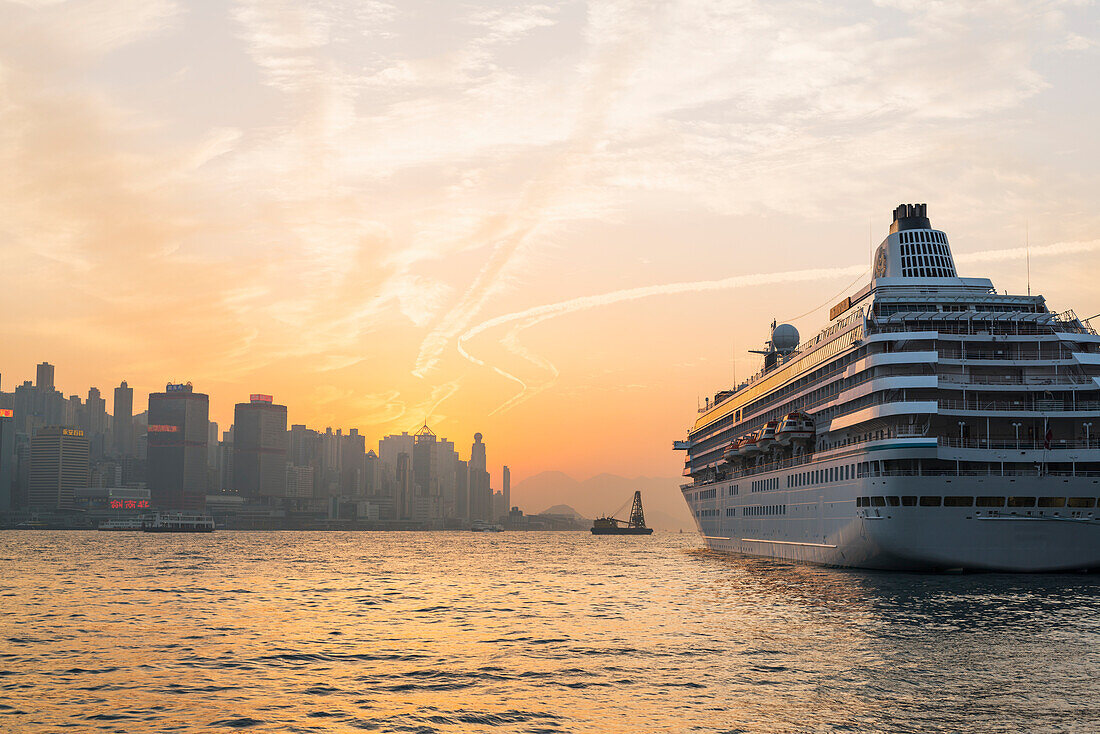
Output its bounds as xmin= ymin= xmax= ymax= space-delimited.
xmin=250 ymin=394 xmax=273 ymax=403
xmin=61 ymin=428 xmax=85 ymax=437
xmin=0 ymin=408 xmax=12 ymax=418
xmin=148 ymin=424 xmax=179 ymax=433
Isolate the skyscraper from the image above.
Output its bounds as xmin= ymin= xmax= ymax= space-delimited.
xmin=85 ymin=387 xmax=107 ymax=458
xmin=28 ymin=426 xmax=89 ymax=510
xmin=112 ymin=381 xmax=134 ymax=457
xmin=468 ymin=433 xmax=490 ymax=521
xmin=36 ymin=362 xmax=54 ymax=392
xmin=232 ymin=394 xmax=288 ymax=500
xmin=503 ymin=465 xmax=511 ymax=513
xmin=0 ymin=409 xmax=14 ymax=511
xmin=147 ymin=383 xmax=209 ymax=510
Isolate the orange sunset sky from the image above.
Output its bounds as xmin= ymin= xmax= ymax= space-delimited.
xmin=2 ymin=0 xmax=1099 ymax=484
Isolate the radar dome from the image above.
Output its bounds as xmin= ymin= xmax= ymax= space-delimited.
xmin=771 ymin=323 xmax=799 ymax=352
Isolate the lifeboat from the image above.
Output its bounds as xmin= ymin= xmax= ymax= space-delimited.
xmin=755 ymin=420 xmax=780 ymax=451
xmin=738 ymin=432 xmax=760 ymax=456
xmin=775 ymin=412 xmax=815 ymax=446
xmin=722 ymin=439 xmax=742 ymax=463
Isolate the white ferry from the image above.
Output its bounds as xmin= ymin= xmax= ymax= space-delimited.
xmin=676 ymin=204 xmax=1100 ymax=571
xmin=141 ymin=512 xmax=216 ymax=533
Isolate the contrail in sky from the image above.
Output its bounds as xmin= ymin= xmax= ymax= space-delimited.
xmin=459 ymin=239 xmax=1100 ymax=415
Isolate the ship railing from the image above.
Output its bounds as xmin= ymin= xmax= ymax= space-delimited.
xmin=938 ymin=398 xmax=1100 ymax=413
xmin=939 ymin=437 xmax=1100 ymax=450
xmin=866 ymin=323 xmax=1062 ymax=337
xmin=938 ymin=349 xmax=1076 ymax=361
xmin=938 ymin=373 xmax=1095 ymax=386
xmin=862 ymin=469 xmax=1100 ymax=478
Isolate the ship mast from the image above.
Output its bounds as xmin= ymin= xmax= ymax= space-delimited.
xmin=628 ymin=491 xmax=646 ymax=528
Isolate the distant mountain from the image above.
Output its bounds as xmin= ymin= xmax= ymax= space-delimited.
xmin=514 ymin=472 xmax=696 ymax=532
xmin=539 ymin=504 xmax=589 ymax=521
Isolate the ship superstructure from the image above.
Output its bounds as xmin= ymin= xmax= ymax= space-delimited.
xmin=676 ymin=204 xmax=1100 ymax=571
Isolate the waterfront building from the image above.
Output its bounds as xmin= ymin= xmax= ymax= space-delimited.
xmin=85 ymin=387 xmax=107 ymax=458
xmin=0 ymin=409 xmax=13 ymax=511
xmin=232 ymin=394 xmax=288 ymax=499
xmin=468 ymin=433 xmax=491 ymax=521
xmin=341 ymin=429 xmax=366 ymax=495
xmin=286 ymin=463 xmax=315 ymax=499
xmin=28 ymin=426 xmax=89 ymax=510
xmin=112 ymin=381 xmax=134 ymax=457
xmin=147 ymin=383 xmax=209 ymax=510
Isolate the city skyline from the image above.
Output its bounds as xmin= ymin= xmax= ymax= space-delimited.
xmin=2 ymin=1 xmax=1099 ymax=482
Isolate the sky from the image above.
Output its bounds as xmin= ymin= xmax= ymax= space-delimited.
xmin=1 ymin=0 xmax=1099 ymax=484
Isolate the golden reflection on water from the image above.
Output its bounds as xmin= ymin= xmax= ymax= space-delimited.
xmin=2 ymin=531 xmax=1099 ymax=732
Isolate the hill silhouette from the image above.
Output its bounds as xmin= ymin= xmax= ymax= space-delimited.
xmin=513 ymin=471 xmax=695 ymax=532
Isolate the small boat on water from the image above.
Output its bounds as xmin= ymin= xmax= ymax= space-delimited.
xmin=142 ymin=512 xmax=215 ymax=533
xmin=470 ymin=520 xmax=503 ymax=532
xmin=591 ymin=491 xmax=655 ymax=535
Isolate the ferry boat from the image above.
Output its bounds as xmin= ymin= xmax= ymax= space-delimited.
xmin=141 ymin=512 xmax=215 ymax=533
xmin=675 ymin=204 xmax=1100 ymax=571
xmin=98 ymin=517 xmax=144 ymax=531
xmin=470 ymin=520 xmax=504 ymax=532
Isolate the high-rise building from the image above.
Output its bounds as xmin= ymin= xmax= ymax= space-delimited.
xmin=503 ymin=465 xmax=511 ymax=513
xmin=36 ymin=362 xmax=54 ymax=392
xmin=395 ymin=452 xmax=412 ymax=519
xmin=85 ymin=387 xmax=107 ymax=458
xmin=286 ymin=463 xmax=314 ymax=499
xmin=147 ymin=383 xmax=209 ymax=510
xmin=468 ymin=432 xmax=490 ymax=521
xmin=28 ymin=426 xmax=89 ymax=510
xmin=455 ymin=459 xmax=469 ymax=519
xmin=112 ymin=381 xmax=134 ymax=457
xmin=340 ymin=429 xmax=366 ymax=496
xmin=0 ymin=409 xmax=14 ymax=511
xmin=232 ymin=394 xmax=288 ymax=499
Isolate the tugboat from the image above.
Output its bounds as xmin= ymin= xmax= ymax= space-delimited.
xmin=591 ymin=491 xmax=655 ymax=535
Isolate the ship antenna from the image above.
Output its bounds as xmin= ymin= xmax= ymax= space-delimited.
xmin=1026 ymin=221 xmax=1031 ymax=297
xmin=732 ymin=336 xmax=737 ymax=386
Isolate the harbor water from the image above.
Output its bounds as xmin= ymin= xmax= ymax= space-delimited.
xmin=2 ymin=531 xmax=1099 ymax=732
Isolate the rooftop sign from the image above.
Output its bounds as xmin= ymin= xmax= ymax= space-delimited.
xmin=250 ymin=394 xmax=273 ymax=403
xmin=148 ymin=425 xmax=179 ymax=433
xmin=165 ymin=383 xmax=192 ymax=393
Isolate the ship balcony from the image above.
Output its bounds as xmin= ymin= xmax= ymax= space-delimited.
xmin=935 ymin=437 xmax=1100 ymax=465
xmin=937 ymin=398 xmax=1100 ymax=416
xmin=937 ymin=374 xmax=1098 ymax=389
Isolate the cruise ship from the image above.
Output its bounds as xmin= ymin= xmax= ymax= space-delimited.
xmin=676 ymin=204 xmax=1100 ymax=571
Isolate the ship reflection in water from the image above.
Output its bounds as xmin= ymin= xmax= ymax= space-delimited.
xmin=3 ymin=531 xmax=1099 ymax=732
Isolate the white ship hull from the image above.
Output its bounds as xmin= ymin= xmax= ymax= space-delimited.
xmin=678 ymin=204 xmax=1100 ymax=573
xmin=687 ymin=472 xmax=1100 ymax=571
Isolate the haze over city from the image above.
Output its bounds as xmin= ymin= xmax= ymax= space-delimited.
xmin=2 ymin=0 xmax=1099 ymax=485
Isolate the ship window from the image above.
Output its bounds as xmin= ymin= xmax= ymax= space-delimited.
xmin=885 ymin=496 xmax=900 ymax=506
xmin=919 ymin=496 xmax=941 ymax=506
xmin=871 ymin=496 xmax=886 ymax=507
xmin=944 ymin=496 xmax=973 ymax=507
xmin=1037 ymin=497 xmax=1066 ymax=507
xmin=976 ymin=496 xmax=1005 ymax=507
xmin=1007 ymin=496 xmax=1035 ymax=507
xmin=901 ymin=496 xmax=917 ymax=506
xmin=857 ymin=497 xmax=866 ymax=507
xmin=1068 ymin=497 xmax=1095 ymax=508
